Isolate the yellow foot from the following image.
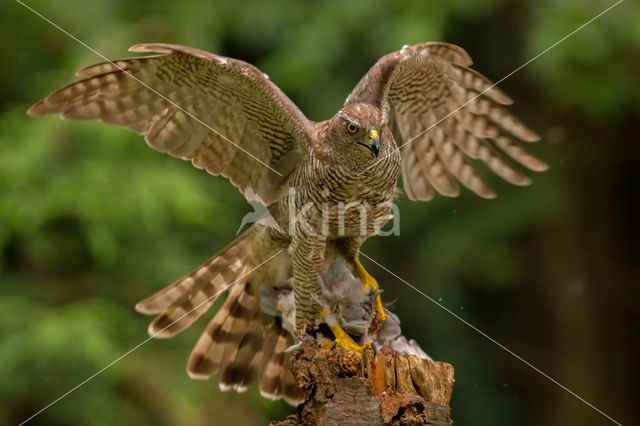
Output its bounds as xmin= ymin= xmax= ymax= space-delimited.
xmin=373 ymin=294 xmax=386 ymax=323
xmin=354 ymin=257 xmax=387 ymax=323
xmin=320 ymin=310 xmax=372 ymax=352
xmin=335 ymin=335 xmax=372 ymax=353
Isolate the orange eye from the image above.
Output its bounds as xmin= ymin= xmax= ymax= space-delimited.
xmin=346 ymin=123 xmax=357 ymax=134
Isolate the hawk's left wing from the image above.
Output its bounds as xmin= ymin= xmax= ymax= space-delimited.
xmin=345 ymin=42 xmax=548 ymax=201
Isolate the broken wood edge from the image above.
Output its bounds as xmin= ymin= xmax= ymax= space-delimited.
xmin=270 ymin=337 xmax=455 ymax=425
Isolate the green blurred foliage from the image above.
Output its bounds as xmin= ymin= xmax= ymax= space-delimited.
xmin=1 ymin=0 xmax=638 ymax=425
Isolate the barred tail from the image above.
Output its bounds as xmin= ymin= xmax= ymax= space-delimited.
xmin=136 ymin=224 xmax=303 ymax=405
xmin=186 ymin=281 xmax=303 ymax=405
xmin=135 ymin=225 xmax=259 ymax=338
xmin=258 ymin=320 xmax=304 ymax=405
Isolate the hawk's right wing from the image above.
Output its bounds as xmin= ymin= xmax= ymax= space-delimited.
xmin=29 ymin=43 xmax=315 ymax=205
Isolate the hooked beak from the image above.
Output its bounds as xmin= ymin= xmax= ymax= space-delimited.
xmin=368 ymin=129 xmax=380 ymax=158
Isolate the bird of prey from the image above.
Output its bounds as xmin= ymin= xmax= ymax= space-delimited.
xmin=28 ymin=42 xmax=546 ymax=399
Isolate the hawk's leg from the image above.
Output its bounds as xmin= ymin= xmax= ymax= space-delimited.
xmin=290 ymin=227 xmax=372 ymax=352
xmin=290 ymin=220 xmax=327 ymax=335
xmin=320 ymin=309 xmax=372 ymax=353
xmin=353 ymin=257 xmax=386 ymax=323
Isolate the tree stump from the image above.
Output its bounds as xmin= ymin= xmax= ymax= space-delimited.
xmin=271 ymin=337 xmax=454 ymax=425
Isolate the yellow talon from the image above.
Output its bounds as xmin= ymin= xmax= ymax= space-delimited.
xmin=374 ymin=294 xmax=386 ymax=322
xmin=332 ymin=325 xmax=372 ymax=352
xmin=320 ymin=309 xmax=372 ymax=352
xmin=354 ymin=257 xmax=386 ymax=323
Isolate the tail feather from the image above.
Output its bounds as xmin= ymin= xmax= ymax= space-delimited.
xmin=135 ymin=254 xmax=222 ymax=315
xmin=218 ymin=305 xmax=263 ymax=391
xmin=259 ymin=325 xmax=303 ymax=405
xmin=186 ymin=282 xmax=247 ymax=379
xmin=148 ymin=270 xmax=248 ymax=337
xmin=237 ymin=322 xmax=268 ymax=388
xmin=136 ymin=226 xmax=255 ymax=314
xmin=137 ymin=224 xmax=303 ymax=405
xmin=137 ymin=227 xmax=257 ymax=338
xmin=187 ymin=281 xmax=303 ymax=405
xmin=217 ymin=284 xmax=260 ymax=377
xmin=259 ymin=326 xmax=289 ymax=399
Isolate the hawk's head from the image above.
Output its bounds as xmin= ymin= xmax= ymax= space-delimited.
xmin=327 ymin=103 xmax=388 ymax=169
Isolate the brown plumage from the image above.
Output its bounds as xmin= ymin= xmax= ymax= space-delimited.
xmin=346 ymin=43 xmax=547 ymax=201
xmin=28 ymin=41 xmax=546 ymax=402
xmin=186 ymin=278 xmax=303 ymax=405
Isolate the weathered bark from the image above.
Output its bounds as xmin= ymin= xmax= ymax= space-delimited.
xmin=271 ymin=338 xmax=454 ymax=425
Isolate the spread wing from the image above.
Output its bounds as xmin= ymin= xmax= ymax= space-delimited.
xmin=28 ymin=43 xmax=314 ymax=204
xmin=346 ymin=42 xmax=548 ymax=201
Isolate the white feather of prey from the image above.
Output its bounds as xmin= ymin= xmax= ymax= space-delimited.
xmin=259 ymin=258 xmax=431 ymax=360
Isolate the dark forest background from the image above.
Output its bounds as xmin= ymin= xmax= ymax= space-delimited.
xmin=1 ymin=0 xmax=638 ymax=425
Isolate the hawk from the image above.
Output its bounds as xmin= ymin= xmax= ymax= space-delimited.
xmin=29 ymin=42 xmax=546 ymax=402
